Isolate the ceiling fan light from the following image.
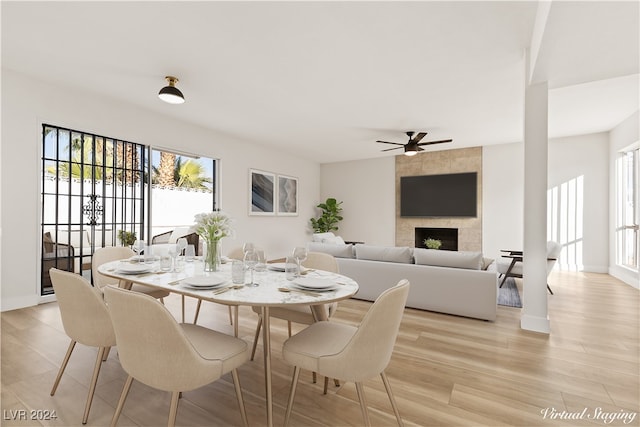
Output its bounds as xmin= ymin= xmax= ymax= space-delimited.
xmin=404 ymin=145 xmax=418 ymax=156
xmin=158 ymin=76 xmax=185 ymax=104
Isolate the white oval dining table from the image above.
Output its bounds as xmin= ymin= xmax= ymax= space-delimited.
xmin=98 ymin=258 xmax=359 ymax=427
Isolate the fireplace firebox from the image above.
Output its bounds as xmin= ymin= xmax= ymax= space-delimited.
xmin=415 ymin=228 xmax=458 ymax=251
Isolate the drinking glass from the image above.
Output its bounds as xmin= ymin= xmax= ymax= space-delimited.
xmin=144 ymin=245 xmax=155 ymax=264
xmin=231 ymin=260 xmax=245 ymax=284
xmin=285 ymin=256 xmax=298 ymax=281
xmin=254 ymin=248 xmax=267 ymax=272
xmin=292 ymin=246 xmax=308 ymax=277
xmin=244 ymin=250 xmax=259 ymax=287
xmin=185 ymin=244 xmax=195 ymax=262
xmin=132 ymin=239 xmax=144 ymax=263
xmin=160 ymin=253 xmax=172 ymax=271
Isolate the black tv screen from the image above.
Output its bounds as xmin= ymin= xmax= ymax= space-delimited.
xmin=400 ymin=172 xmax=477 ymax=217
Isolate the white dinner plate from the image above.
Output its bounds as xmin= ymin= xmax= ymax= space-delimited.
xmin=182 ymin=274 xmax=226 ymax=287
xmin=292 ymin=277 xmax=338 ymax=291
xmin=116 ymin=263 xmax=152 ymax=274
xmin=128 ymin=255 xmax=160 ymax=262
xmin=267 ymin=263 xmax=287 ymax=272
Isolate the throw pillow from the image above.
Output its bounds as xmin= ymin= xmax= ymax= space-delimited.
xmin=354 ymin=244 xmax=413 ymax=264
xmin=414 ymin=248 xmax=483 ymax=270
xmin=312 ymin=232 xmax=336 ymax=243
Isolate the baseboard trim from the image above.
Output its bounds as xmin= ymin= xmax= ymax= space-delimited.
xmin=521 ymin=313 xmax=550 ymax=334
xmin=1 ymin=295 xmax=39 ymax=312
xmin=609 ymin=266 xmax=639 ymax=289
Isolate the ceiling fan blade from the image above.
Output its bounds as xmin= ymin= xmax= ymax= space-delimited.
xmin=411 ymin=132 xmax=428 ymax=143
xmin=381 ymin=146 xmax=403 ymax=152
xmin=417 ymin=139 xmax=453 ymax=146
xmin=376 ymin=140 xmax=404 ymax=146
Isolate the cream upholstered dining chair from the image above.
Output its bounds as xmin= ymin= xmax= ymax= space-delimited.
xmin=49 ymin=268 xmax=117 ymax=425
xmin=104 ymin=286 xmax=250 ymax=427
xmin=92 ymin=246 xmax=170 ymax=301
xmin=250 ymin=252 xmax=340 ymax=360
xmin=192 ymin=246 xmax=244 ymax=325
xmin=496 ymin=241 xmax=561 ymax=294
xmin=282 ymin=279 xmax=410 ymax=427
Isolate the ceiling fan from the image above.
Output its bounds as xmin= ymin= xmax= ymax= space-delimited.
xmin=377 ymin=131 xmax=453 ymax=156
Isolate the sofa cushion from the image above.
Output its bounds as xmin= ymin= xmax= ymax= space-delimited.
xmin=307 ymin=242 xmax=354 ymax=258
xmin=414 ymin=248 xmax=483 ymax=270
xmin=355 ymin=244 xmax=413 ymax=264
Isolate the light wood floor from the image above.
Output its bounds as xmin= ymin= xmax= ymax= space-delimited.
xmin=2 ymin=271 xmax=638 ymax=426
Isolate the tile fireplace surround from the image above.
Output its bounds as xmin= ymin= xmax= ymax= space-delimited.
xmin=395 ymin=147 xmax=482 ymax=252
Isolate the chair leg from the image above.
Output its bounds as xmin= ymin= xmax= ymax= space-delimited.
xmin=381 ymin=371 xmax=404 ymax=427
xmin=284 ymin=366 xmax=301 ymax=427
xmin=231 ymin=369 xmax=249 ymax=427
xmin=547 ymin=283 xmax=554 ymax=295
xmin=51 ymin=340 xmax=76 ymax=396
xmin=110 ymin=375 xmax=134 ymax=427
xmin=312 ymin=371 xmax=317 ymax=383
xmin=193 ymin=299 xmax=202 ymax=324
xmin=287 ymin=320 xmax=292 ymax=337
xmin=334 ymin=379 xmax=340 ymax=387
xmin=250 ymin=315 xmax=262 ymax=361
xmin=323 ymin=376 xmax=329 ymax=394
xmin=355 ymin=382 xmax=371 ymax=427
xmin=181 ymin=295 xmax=185 ymax=323
xmin=168 ymin=391 xmax=180 ymax=427
xmin=102 ymin=346 xmax=111 ymax=361
xmin=82 ymin=347 xmax=107 ymax=424
xmin=228 ymin=306 xmax=234 ymax=325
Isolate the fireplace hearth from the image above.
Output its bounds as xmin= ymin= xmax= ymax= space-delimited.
xmin=415 ymin=227 xmax=458 ymax=251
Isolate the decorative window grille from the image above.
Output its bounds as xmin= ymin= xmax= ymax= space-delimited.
xmin=40 ymin=124 xmax=148 ymax=295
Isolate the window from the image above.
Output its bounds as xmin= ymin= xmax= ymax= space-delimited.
xmin=150 ymin=148 xmax=217 ymax=238
xmin=616 ymin=147 xmax=639 ymax=271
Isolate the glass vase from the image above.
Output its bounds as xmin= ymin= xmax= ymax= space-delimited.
xmin=204 ymin=239 xmax=221 ymax=272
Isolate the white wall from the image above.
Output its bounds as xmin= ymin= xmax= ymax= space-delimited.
xmin=322 ymin=135 xmax=611 ymax=272
xmin=609 ymin=110 xmax=639 ymax=288
xmin=320 ymin=157 xmax=395 ymax=246
xmin=1 ymin=69 xmax=320 ymax=311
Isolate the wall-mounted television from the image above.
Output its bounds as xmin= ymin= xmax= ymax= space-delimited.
xmin=400 ymin=172 xmax=477 ymax=217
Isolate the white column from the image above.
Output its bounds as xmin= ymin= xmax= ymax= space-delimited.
xmin=521 ymin=80 xmax=550 ymax=334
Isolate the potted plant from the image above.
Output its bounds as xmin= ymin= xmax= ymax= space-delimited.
xmin=424 ymin=238 xmax=442 ymax=250
xmin=310 ymin=197 xmax=343 ymax=233
xmin=117 ymin=230 xmax=137 ymax=247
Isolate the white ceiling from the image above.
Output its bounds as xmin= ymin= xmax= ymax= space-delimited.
xmin=2 ymin=1 xmax=638 ymax=163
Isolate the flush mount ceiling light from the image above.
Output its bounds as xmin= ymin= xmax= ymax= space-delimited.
xmin=158 ymin=76 xmax=185 ymax=104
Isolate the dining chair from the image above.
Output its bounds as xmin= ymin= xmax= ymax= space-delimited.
xmin=282 ymin=279 xmax=410 ymax=427
xmin=104 ymin=286 xmax=250 ymax=427
xmin=92 ymin=246 xmax=170 ymax=301
xmin=250 ymin=252 xmax=339 ymax=360
xmin=49 ymin=268 xmax=117 ymax=425
xmin=192 ymin=246 xmax=244 ymax=325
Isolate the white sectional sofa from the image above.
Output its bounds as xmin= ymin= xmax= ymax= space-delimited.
xmin=308 ymin=241 xmax=498 ymax=321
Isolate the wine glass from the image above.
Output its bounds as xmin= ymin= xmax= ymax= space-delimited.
xmin=243 ymin=242 xmax=255 ymax=255
xmin=177 ymin=237 xmax=188 ymax=257
xmin=132 ymin=239 xmax=144 ymax=263
xmin=244 ymin=250 xmax=259 ymax=287
xmin=292 ymin=246 xmax=308 ymax=277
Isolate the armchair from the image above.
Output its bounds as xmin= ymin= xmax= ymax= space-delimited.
xmin=42 ymin=232 xmax=75 ymax=292
xmin=152 ymin=228 xmax=200 ymax=255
